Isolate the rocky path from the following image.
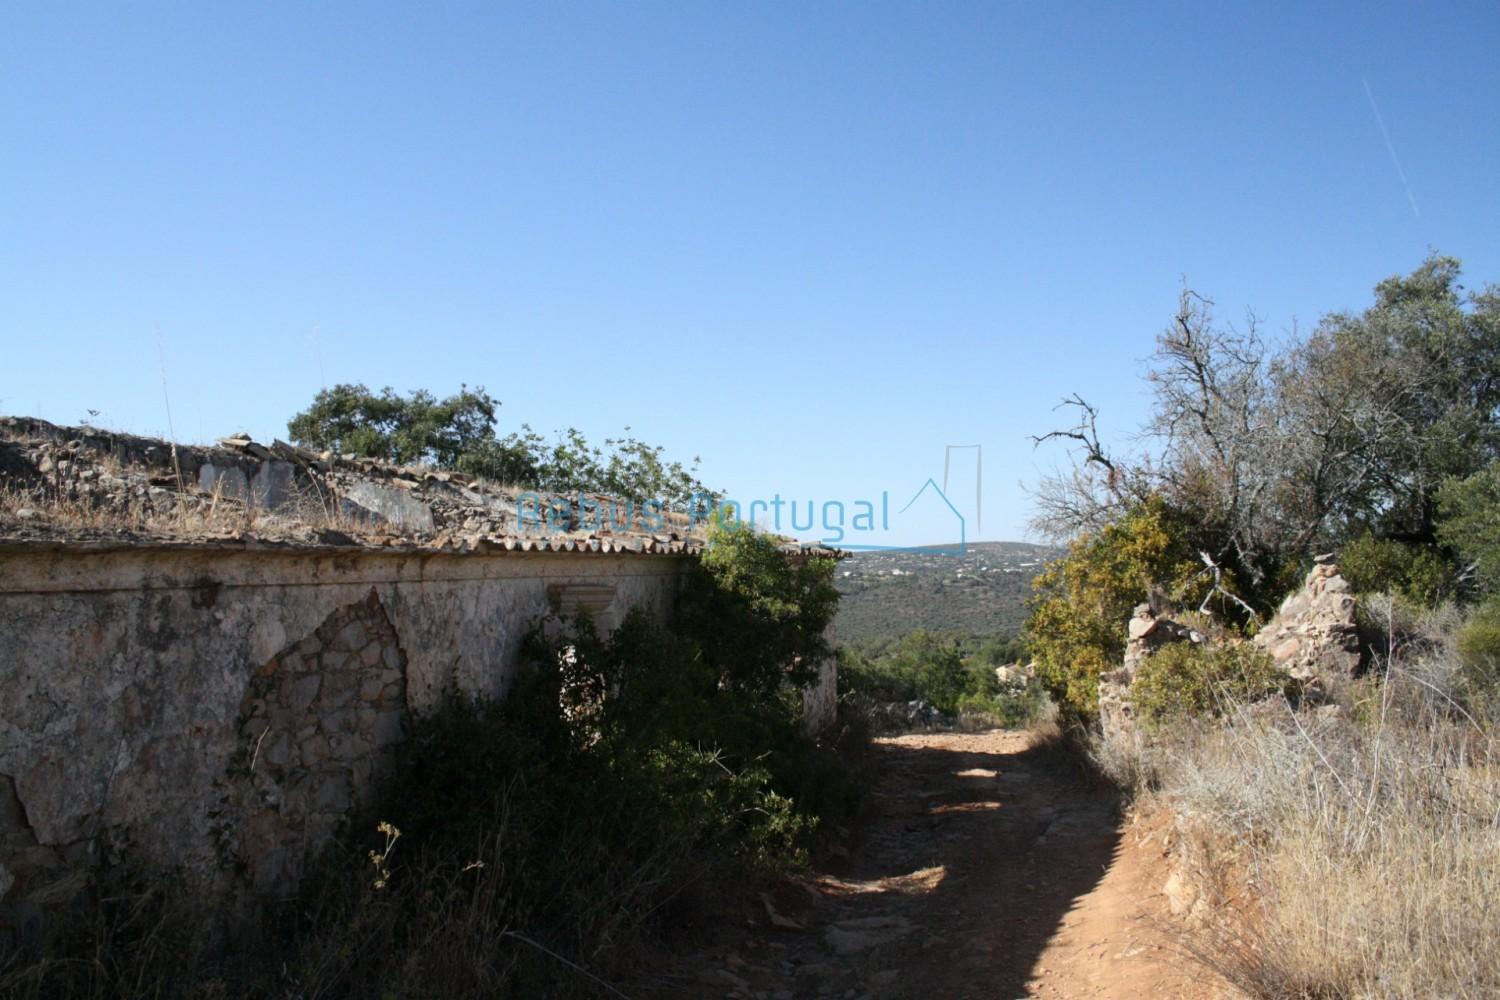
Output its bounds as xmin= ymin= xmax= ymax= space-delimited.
xmin=635 ymin=730 xmax=1237 ymax=1000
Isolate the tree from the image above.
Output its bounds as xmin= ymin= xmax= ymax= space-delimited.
xmin=1277 ymin=256 xmax=1500 ymax=547
xmin=287 ymin=384 xmax=714 ymax=504
xmin=287 ymin=384 xmax=537 ymax=481
xmin=1031 ymin=254 xmax=1500 ymax=604
xmin=1026 ymin=496 xmax=1207 ymax=718
xmin=519 ymin=426 xmax=712 ymax=509
xmin=677 ymin=519 xmax=840 ymax=698
xmin=1438 ymin=460 xmax=1500 ymax=594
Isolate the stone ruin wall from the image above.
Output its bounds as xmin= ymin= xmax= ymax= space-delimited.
xmin=1099 ymin=557 xmax=1365 ymax=744
xmin=0 ymin=542 xmax=687 ymax=904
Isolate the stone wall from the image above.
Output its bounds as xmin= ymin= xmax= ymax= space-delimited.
xmin=800 ymin=623 xmax=840 ymax=736
xmin=1099 ymin=559 xmax=1363 ymax=743
xmin=1098 ymin=604 xmax=1206 ymax=743
xmin=0 ymin=541 xmax=687 ymax=902
xmin=1251 ymin=556 xmax=1362 ymax=684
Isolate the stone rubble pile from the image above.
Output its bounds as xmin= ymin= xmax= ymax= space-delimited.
xmin=0 ymin=416 xmax=703 ymax=552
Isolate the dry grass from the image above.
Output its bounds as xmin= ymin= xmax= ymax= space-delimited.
xmin=1101 ymin=602 xmax=1500 ymax=999
xmin=0 ymin=473 xmax=386 ymax=544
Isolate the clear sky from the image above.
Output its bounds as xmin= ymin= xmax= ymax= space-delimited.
xmin=3 ymin=2 xmax=1497 ymax=545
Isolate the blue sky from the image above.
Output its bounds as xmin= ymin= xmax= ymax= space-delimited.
xmin=3 ymin=2 xmax=1497 ymax=544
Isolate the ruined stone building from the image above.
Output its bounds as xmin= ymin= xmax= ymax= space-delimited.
xmin=0 ymin=418 xmax=836 ymax=905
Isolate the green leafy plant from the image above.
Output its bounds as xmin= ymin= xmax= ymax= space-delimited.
xmin=1438 ymin=460 xmax=1500 ymax=595
xmin=1129 ymin=641 xmax=1288 ymax=727
xmin=287 ymin=383 xmax=713 ymax=503
xmin=1340 ymin=533 xmax=1454 ymax=607
xmin=837 ymin=629 xmax=1047 ymax=727
xmin=1455 ymin=598 xmax=1500 ymax=720
xmin=678 ymin=519 xmax=840 ymax=698
xmin=287 ymin=383 xmax=530 ymax=476
xmin=1025 ymin=496 xmax=1208 ymax=719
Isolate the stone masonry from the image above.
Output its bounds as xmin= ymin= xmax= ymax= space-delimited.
xmin=1098 ymin=604 xmax=1205 ymax=743
xmin=1101 ymin=558 xmax=1363 ymax=742
xmin=1251 ymin=556 xmax=1363 ymax=683
xmin=0 ymin=416 xmax=842 ymax=918
xmin=223 ymin=589 xmax=408 ymax=894
xmin=0 ymin=541 xmax=686 ymax=914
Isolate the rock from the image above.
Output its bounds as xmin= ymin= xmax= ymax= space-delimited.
xmin=877 ymin=699 xmax=948 ymax=729
xmin=340 ymin=481 xmax=436 ymax=533
xmin=219 ymin=436 xmax=271 ymax=461
xmin=258 ymin=731 xmax=293 ymax=771
xmin=313 ymin=773 xmax=351 ymax=813
xmin=760 ymin=892 xmax=804 ymax=930
xmin=715 ymin=969 xmax=750 ymax=991
xmin=994 ymin=663 xmax=1029 ymax=687
xmin=1164 ymin=867 xmax=1197 ymax=916
xmin=1127 ymin=604 xmax=1158 ymax=639
xmin=250 ymin=461 xmax=294 ymax=509
xmin=286 ymin=675 xmax=321 ymax=713
xmin=824 ymin=915 xmax=914 ymax=954
xmin=198 ymin=462 xmax=250 ymax=504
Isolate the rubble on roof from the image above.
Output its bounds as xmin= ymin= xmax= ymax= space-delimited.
xmin=0 ymin=417 xmax=838 ymax=559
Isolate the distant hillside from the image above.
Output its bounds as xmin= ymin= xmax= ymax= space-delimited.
xmin=832 ymin=541 xmax=1060 ymax=643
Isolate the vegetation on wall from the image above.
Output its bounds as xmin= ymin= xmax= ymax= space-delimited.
xmin=366 ymin=520 xmax=850 ymax=994
xmin=679 ymin=520 xmax=840 ymax=697
xmin=287 ymin=382 xmax=713 ymax=505
xmin=2 ymin=522 xmax=848 ymax=1000
xmin=1128 ymin=641 xmax=1285 ymax=728
xmin=1025 ymin=496 xmax=1209 ymax=717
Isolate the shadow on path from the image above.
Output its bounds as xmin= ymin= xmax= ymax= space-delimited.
xmin=635 ymin=730 xmax=1124 ymax=1000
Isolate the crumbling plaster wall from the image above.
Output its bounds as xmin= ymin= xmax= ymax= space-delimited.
xmin=800 ymin=623 xmax=839 ymax=736
xmin=0 ymin=543 xmax=685 ymax=899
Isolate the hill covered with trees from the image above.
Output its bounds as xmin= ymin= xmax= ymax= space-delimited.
xmin=832 ymin=540 xmax=1058 ymax=642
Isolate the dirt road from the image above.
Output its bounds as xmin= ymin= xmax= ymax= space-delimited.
xmin=639 ymin=730 xmax=1237 ymax=1000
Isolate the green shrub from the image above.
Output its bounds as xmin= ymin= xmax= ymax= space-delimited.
xmin=1456 ymin=598 xmax=1500 ymax=719
xmin=1438 ymin=460 xmax=1500 ymax=594
xmin=954 ymin=683 xmax=1049 ymax=728
xmin=286 ymin=383 xmax=716 ymax=504
xmin=1025 ymin=496 xmax=1210 ymax=719
xmin=1130 ymin=641 xmax=1288 ymax=727
xmin=1340 ymin=533 xmax=1453 ymax=607
xmin=298 ymin=538 xmax=851 ymax=994
xmin=381 ymin=682 xmax=808 ymax=957
xmin=837 ymin=629 xmax=1043 ymax=722
xmin=678 ymin=519 xmax=839 ymax=697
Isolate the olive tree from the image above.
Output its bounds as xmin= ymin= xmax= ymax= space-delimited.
xmin=1031 ymin=254 xmax=1500 ymax=607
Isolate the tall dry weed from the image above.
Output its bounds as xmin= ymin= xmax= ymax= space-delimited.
xmin=1136 ymin=603 xmax=1500 ymax=998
